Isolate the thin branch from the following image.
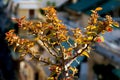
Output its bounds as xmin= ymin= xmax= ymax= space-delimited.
xmin=65 ymin=35 xmax=98 ymax=64
xmin=39 ymin=59 xmax=54 ymax=65
xmin=65 ymin=44 xmax=89 ymax=64
xmin=59 ymin=42 xmax=67 ymax=79
xmin=47 ymin=41 xmax=59 ymax=56
xmin=66 ymin=40 xmax=75 ymax=48
xmin=51 ymin=45 xmax=59 ymax=55
xmin=42 ymin=41 xmax=58 ymax=58
xmin=29 ymin=52 xmax=57 ymax=66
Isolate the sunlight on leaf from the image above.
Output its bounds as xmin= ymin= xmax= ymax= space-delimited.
xmin=81 ymin=51 xmax=89 ymax=58
xmin=95 ymin=7 xmax=102 ymax=11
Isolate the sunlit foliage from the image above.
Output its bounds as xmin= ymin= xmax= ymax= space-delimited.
xmin=6 ymin=7 xmax=119 ymax=80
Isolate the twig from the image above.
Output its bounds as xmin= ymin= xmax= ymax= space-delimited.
xmin=59 ymin=42 xmax=67 ymax=79
xmin=42 ymin=40 xmax=58 ymax=58
xmin=30 ymin=53 xmax=57 ymax=66
xmin=66 ymin=40 xmax=75 ymax=48
xmin=65 ymin=34 xmax=98 ymax=64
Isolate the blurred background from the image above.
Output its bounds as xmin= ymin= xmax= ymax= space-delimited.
xmin=0 ymin=0 xmax=120 ymax=80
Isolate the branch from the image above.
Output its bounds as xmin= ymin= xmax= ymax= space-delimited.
xmin=39 ymin=59 xmax=55 ymax=65
xmin=65 ymin=44 xmax=89 ymax=64
xmin=29 ymin=52 xmax=57 ymax=66
xmin=65 ymin=35 xmax=98 ymax=64
xmin=42 ymin=40 xmax=58 ymax=58
xmin=51 ymin=45 xmax=59 ymax=55
xmin=66 ymin=40 xmax=75 ymax=48
xmin=47 ymin=41 xmax=59 ymax=56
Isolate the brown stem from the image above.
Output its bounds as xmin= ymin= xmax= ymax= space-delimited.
xmin=42 ymin=41 xmax=58 ymax=58
xmin=65 ymin=44 xmax=89 ymax=64
xmin=59 ymin=43 xmax=67 ymax=79
xmin=30 ymin=53 xmax=57 ymax=66
xmin=66 ymin=40 xmax=75 ymax=48
xmin=65 ymin=34 xmax=98 ymax=64
xmin=51 ymin=45 xmax=59 ymax=55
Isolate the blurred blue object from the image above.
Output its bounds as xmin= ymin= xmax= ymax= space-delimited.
xmin=98 ymin=0 xmax=120 ymax=15
xmin=66 ymin=0 xmax=101 ymax=13
xmin=0 ymin=0 xmax=19 ymax=80
xmin=112 ymin=69 xmax=120 ymax=78
xmin=70 ymin=56 xmax=85 ymax=67
xmin=86 ymin=0 xmax=120 ymax=15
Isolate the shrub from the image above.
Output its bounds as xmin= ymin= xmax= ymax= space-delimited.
xmin=6 ymin=7 xmax=119 ymax=80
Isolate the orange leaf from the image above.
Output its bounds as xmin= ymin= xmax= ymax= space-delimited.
xmin=95 ymin=7 xmax=102 ymax=11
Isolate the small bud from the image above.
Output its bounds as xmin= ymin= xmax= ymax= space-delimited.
xmin=95 ymin=36 xmax=104 ymax=42
xmin=106 ymin=26 xmax=112 ymax=32
xmin=48 ymin=26 xmax=53 ymax=29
